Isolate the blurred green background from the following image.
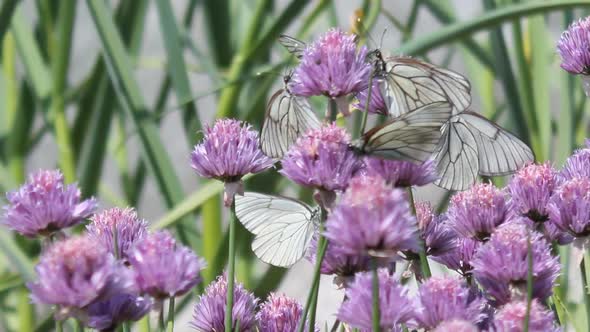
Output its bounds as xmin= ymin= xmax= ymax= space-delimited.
xmin=1 ymin=0 xmax=590 ymax=331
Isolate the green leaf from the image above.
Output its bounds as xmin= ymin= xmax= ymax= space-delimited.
xmin=0 ymin=230 xmax=35 ymax=282
xmin=398 ymin=1 xmax=590 ymax=56
xmin=11 ymin=7 xmax=51 ymax=100
xmin=152 ymin=174 xmax=254 ymax=231
xmin=87 ymin=0 xmax=190 ymax=220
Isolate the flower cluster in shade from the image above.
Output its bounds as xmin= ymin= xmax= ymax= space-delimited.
xmin=561 ymin=144 xmax=590 ymax=180
xmin=86 ymin=294 xmax=151 ymax=331
xmin=190 ymin=119 xmax=274 ymax=205
xmin=415 ymin=202 xmax=456 ymax=256
xmin=289 ymin=28 xmax=372 ymax=98
xmin=338 ymin=269 xmax=414 ymax=331
xmin=471 ymin=222 xmax=560 ymax=305
xmin=86 ymin=207 xmax=148 ymax=261
xmin=128 ymin=230 xmax=206 ymax=299
xmin=257 ymin=293 xmax=319 ymax=332
xmin=26 ymin=236 xmax=134 ymax=318
xmin=557 ymin=16 xmax=590 ymax=75
xmin=324 ymin=174 xmax=420 ymax=257
xmin=549 ymin=176 xmax=590 ymax=237
xmin=281 ymin=123 xmax=362 ymax=192
xmin=2 ymin=169 xmax=97 ymax=237
xmin=363 ymin=157 xmax=438 ymax=187
xmin=306 ymin=234 xmax=371 ymax=279
xmin=354 ymin=80 xmax=388 ymax=115
xmin=493 ymin=300 xmax=560 ymax=332
xmin=412 ymin=277 xmax=486 ymax=330
xmin=191 ymin=274 xmax=258 ymax=332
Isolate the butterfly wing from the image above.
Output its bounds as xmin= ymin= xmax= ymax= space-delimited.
xmin=234 ymin=192 xmax=318 ymax=267
xmin=382 ymin=57 xmax=471 ymax=117
xmin=362 ymin=102 xmax=451 ymax=162
xmin=460 ymin=111 xmax=534 ymax=176
xmin=260 ymin=89 xmax=321 ymax=159
xmin=433 ymin=116 xmax=479 ymax=191
xmin=278 ymin=35 xmax=306 ymax=59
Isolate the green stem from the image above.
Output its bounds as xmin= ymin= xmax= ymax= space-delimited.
xmin=359 ymin=69 xmax=375 ymax=136
xmin=49 ymin=0 xmax=77 ymax=183
xmin=159 ymin=303 xmax=165 ymax=332
xmin=122 ymin=321 xmax=131 ymax=332
xmin=406 ymin=188 xmax=431 ymax=278
xmin=166 ymin=297 xmax=175 ymax=332
xmin=523 ymin=234 xmax=533 ymax=332
xmin=371 ymin=258 xmax=381 ymax=332
xmin=74 ymin=319 xmax=83 ymax=332
xmin=581 ymin=251 xmax=590 ymax=331
xmin=297 ymin=229 xmax=328 ymax=332
xmin=18 ymin=288 xmax=34 ymax=332
xmin=56 ymin=320 xmax=63 ymax=332
xmin=224 ymin=202 xmax=237 ymax=332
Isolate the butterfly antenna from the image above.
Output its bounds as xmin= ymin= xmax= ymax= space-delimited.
xmin=379 ymin=28 xmax=387 ymax=50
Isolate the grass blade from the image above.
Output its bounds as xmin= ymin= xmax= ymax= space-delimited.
xmin=87 ymin=0 xmax=193 ymax=229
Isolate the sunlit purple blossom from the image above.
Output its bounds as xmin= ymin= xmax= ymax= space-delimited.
xmin=128 ymin=231 xmax=205 ymax=299
xmin=415 ymin=202 xmax=456 ymax=256
xmin=281 ymin=123 xmax=362 ymax=191
xmin=190 ymin=119 xmax=274 ymax=206
xmin=493 ymin=300 xmax=561 ymax=332
xmin=191 ymin=275 xmax=258 ymax=332
xmin=508 ymin=163 xmax=557 ymax=222
xmin=86 ymin=207 xmax=148 ymax=261
xmin=548 ymin=177 xmax=590 ymax=237
xmin=561 ymin=146 xmax=590 ymax=180
xmin=413 ymin=277 xmax=486 ymax=330
xmin=257 ymin=293 xmax=318 ymax=332
xmin=290 ymin=29 xmax=371 ymax=99
xmin=338 ymin=269 xmax=414 ymax=331
xmin=324 ymin=175 xmax=419 ymax=256
xmin=446 ymin=183 xmax=508 ymax=241
xmin=2 ymin=169 xmax=97 ymax=237
xmin=27 ymin=236 xmax=133 ymax=318
xmin=471 ymin=223 xmax=560 ymax=305
xmin=363 ymin=157 xmax=438 ymax=187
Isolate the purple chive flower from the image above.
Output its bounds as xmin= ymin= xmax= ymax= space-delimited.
xmin=190 ymin=119 xmax=274 ymax=206
xmin=508 ymin=163 xmax=557 ymax=222
xmin=508 ymin=216 xmax=573 ymax=245
xmin=86 ymin=207 xmax=148 ymax=261
xmin=413 ymin=277 xmax=486 ymax=330
xmin=471 ymin=223 xmax=560 ymax=305
xmin=432 ymin=237 xmax=480 ymax=276
xmin=493 ymin=300 xmax=560 ymax=332
xmin=27 ymin=236 xmax=133 ymax=318
xmin=128 ymin=231 xmax=206 ymax=299
xmin=307 ymin=234 xmax=370 ymax=278
xmin=257 ymin=293 xmax=318 ymax=332
xmin=561 ymin=146 xmax=590 ymax=180
xmin=432 ymin=319 xmax=479 ymax=332
xmin=558 ymin=17 xmax=590 ymax=96
xmin=354 ymin=80 xmax=387 ymax=115
xmin=191 ymin=274 xmax=258 ymax=332
xmin=86 ymin=294 xmax=151 ymax=331
xmin=290 ymin=29 xmax=371 ymax=100
xmin=558 ymin=17 xmax=590 ymax=75
xmin=415 ymin=202 xmax=456 ymax=256
xmin=338 ymin=268 xmax=414 ymax=331
xmin=324 ymin=175 xmax=420 ymax=256
xmin=363 ymin=157 xmax=438 ymax=187
xmin=2 ymin=169 xmax=97 ymax=237
xmin=280 ymin=123 xmax=362 ymax=192
xmin=548 ymin=177 xmax=590 ymax=237
xmin=446 ymin=183 xmax=508 ymax=241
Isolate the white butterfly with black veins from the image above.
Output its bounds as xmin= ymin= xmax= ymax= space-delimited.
xmin=260 ymin=74 xmax=321 ymax=159
xmin=354 ymin=101 xmax=452 ymax=163
xmin=367 ymin=51 xmax=534 ymax=190
xmin=278 ymin=35 xmax=306 ymax=59
xmin=433 ymin=111 xmax=534 ymax=191
xmin=234 ymin=192 xmax=320 ymax=267
xmin=370 ymin=51 xmax=472 ymax=117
